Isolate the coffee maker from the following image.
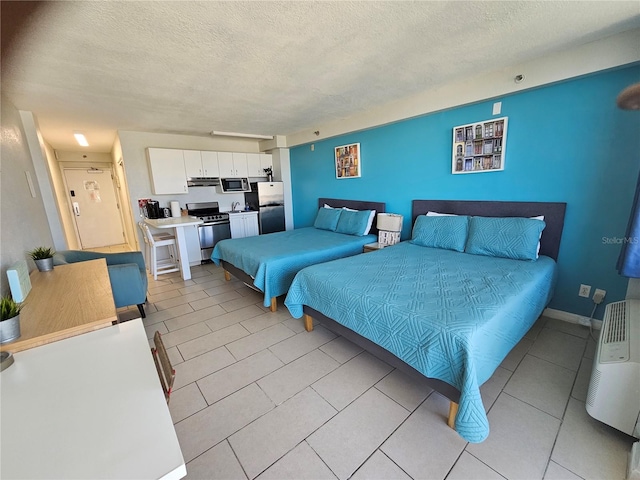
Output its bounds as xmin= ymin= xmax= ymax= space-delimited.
xmin=145 ymin=200 xmax=162 ymax=219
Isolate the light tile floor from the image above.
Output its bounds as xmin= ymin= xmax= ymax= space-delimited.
xmin=117 ymin=264 xmax=636 ymax=480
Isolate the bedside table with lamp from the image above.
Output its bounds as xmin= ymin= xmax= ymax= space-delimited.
xmin=364 ymin=213 xmax=403 ymax=252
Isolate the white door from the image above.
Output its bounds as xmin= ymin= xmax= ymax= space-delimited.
xmin=64 ymin=168 xmax=125 ymax=248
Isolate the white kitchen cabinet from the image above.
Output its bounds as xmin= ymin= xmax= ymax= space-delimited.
xmin=218 ymin=152 xmax=248 ymax=177
xmin=246 ymin=153 xmax=263 ymax=177
xmin=183 ymin=150 xmax=203 ymax=178
xmin=147 ymin=148 xmax=188 ymax=194
xmin=184 ymin=224 xmax=202 ymax=266
xmin=260 ymin=153 xmax=273 ymax=173
xmin=217 ymin=152 xmax=235 ymax=177
xmin=229 ymin=212 xmax=259 ymax=239
xmin=232 ymin=153 xmax=249 ymax=177
xmin=184 ymin=150 xmax=220 ymax=178
xmin=247 ymin=153 xmax=272 ymax=177
xmin=201 ymin=151 xmax=220 ymax=177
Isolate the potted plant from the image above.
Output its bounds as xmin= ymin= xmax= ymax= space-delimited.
xmin=29 ymin=246 xmax=55 ymax=272
xmin=263 ymin=167 xmax=273 ymax=182
xmin=0 ymin=295 xmax=21 ymax=344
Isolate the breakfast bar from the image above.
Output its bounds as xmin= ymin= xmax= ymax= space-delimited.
xmin=145 ymin=216 xmax=203 ymax=280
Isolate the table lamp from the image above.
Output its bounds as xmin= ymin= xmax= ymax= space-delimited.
xmin=377 ymin=213 xmax=403 ymax=247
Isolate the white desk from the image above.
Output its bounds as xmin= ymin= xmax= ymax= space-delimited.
xmin=0 ymin=319 xmax=186 ymax=480
xmin=145 ymin=216 xmax=203 ymax=280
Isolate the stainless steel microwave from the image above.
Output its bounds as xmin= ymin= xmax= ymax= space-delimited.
xmin=219 ymin=177 xmax=250 ymax=193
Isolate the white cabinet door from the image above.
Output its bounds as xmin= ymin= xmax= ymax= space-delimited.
xmin=147 ymin=148 xmax=188 ymax=194
xmin=246 ymin=153 xmax=263 ymax=177
xmin=243 ymin=213 xmax=259 ymax=237
xmin=229 ymin=213 xmax=259 ymax=238
xmin=201 ymin=151 xmax=220 ymax=177
xmin=260 ymin=154 xmax=273 ymax=173
xmin=183 ymin=150 xmax=203 ymax=178
xmin=184 ymin=225 xmax=202 ymax=266
xmin=229 ymin=215 xmax=245 ymax=239
xmin=217 ymin=152 xmax=234 ymax=177
xmin=232 ymin=153 xmax=248 ymax=177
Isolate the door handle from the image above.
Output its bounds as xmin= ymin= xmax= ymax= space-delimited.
xmin=73 ymin=202 xmax=80 ymax=216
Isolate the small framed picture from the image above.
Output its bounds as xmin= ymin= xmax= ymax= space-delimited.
xmin=451 ymin=117 xmax=508 ymax=174
xmin=335 ymin=143 xmax=361 ymax=179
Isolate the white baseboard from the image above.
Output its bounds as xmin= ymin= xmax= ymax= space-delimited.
xmin=543 ymin=307 xmax=602 ymax=330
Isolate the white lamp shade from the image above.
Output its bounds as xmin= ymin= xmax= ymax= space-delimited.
xmin=377 ymin=213 xmax=403 ymax=232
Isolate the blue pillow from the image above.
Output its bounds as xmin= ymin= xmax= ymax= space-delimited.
xmin=313 ymin=207 xmax=342 ymax=231
xmin=465 ymin=216 xmax=546 ymax=261
xmin=335 ymin=209 xmax=373 ymax=236
xmin=411 ymin=215 xmax=469 ymax=252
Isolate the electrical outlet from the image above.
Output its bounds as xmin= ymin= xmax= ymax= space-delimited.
xmin=579 ymin=284 xmax=591 ymax=298
xmin=593 ymin=289 xmax=606 ymax=304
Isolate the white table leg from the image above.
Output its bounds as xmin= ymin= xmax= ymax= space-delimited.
xmin=174 ymin=227 xmax=192 ymax=281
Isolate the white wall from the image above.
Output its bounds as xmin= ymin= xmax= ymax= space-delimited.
xmin=18 ymin=111 xmax=67 ymax=251
xmin=111 ymin=135 xmax=137 ymax=250
xmin=271 ymin=148 xmax=293 ymax=230
xmin=1 ymin=95 xmax=55 ymax=295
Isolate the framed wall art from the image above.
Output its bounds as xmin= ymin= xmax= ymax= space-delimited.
xmin=452 ymin=117 xmax=508 ymax=174
xmin=335 ymin=143 xmax=361 ymax=179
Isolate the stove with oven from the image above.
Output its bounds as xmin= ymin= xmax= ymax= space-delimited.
xmin=186 ymin=202 xmax=231 ymax=262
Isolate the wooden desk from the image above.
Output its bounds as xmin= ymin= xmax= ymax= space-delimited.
xmin=145 ymin=216 xmax=203 ymax=280
xmin=0 ymin=319 xmax=186 ymax=480
xmin=0 ymin=259 xmax=117 ymax=353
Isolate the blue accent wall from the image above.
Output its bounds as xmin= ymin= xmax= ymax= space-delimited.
xmin=289 ymin=65 xmax=640 ymax=318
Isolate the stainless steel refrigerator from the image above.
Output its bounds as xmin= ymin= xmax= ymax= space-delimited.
xmin=245 ymin=182 xmax=285 ymax=234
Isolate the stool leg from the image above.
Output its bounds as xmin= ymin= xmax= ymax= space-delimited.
xmin=152 ymin=246 xmax=158 ymax=281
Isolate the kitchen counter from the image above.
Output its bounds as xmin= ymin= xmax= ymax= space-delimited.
xmin=145 ymin=216 xmax=203 ymax=227
xmin=145 ymin=216 xmax=203 ymax=280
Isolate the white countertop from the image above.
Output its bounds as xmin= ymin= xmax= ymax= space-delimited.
xmin=226 ymin=210 xmax=258 ymax=215
xmin=145 ymin=216 xmax=203 ymax=228
xmin=0 ymin=319 xmax=185 ymax=480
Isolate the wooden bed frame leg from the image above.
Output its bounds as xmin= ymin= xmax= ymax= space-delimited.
xmin=303 ymin=314 xmax=314 ymax=332
xmin=223 ymin=270 xmax=231 ymax=281
xmin=447 ymin=402 xmax=458 ymax=430
xmin=270 ymin=297 xmax=277 ymax=312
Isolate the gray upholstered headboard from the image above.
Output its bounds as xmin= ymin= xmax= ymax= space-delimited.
xmin=412 ymin=200 xmax=567 ymax=261
xmin=318 ymin=198 xmax=386 ymax=235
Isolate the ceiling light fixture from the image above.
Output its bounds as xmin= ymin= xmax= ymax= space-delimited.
xmin=74 ymin=132 xmax=89 ymax=147
xmin=211 ymin=131 xmax=273 ymax=140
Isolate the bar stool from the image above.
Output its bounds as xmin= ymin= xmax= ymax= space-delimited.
xmin=141 ymin=223 xmax=179 ymax=280
xmin=137 ymin=222 xmax=175 ymax=274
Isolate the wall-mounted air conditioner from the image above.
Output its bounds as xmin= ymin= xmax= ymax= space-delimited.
xmin=586 ymin=299 xmax=640 ymax=438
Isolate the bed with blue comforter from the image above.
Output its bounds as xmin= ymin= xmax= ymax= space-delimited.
xmin=284 ymin=199 xmax=566 ymax=443
xmin=212 ymin=227 xmax=376 ymax=307
xmin=211 ymin=198 xmax=385 ymax=309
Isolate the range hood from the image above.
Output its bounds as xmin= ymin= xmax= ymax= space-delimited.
xmin=187 ymin=177 xmax=220 ymax=187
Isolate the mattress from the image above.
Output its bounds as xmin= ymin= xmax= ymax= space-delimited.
xmin=211 ymin=227 xmax=377 ymax=307
xmin=284 ymin=241 xmax=557 ymax=442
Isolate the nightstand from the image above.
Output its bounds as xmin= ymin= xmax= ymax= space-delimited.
xmin=363 ymin=242 xmax=384 ymax=253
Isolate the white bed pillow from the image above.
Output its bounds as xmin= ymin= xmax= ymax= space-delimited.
xmin=426 ymin=211 xmax=457 ymax=216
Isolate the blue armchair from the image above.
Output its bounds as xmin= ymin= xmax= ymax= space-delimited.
xmin=53 ymin=250 xmax=148 ymax=318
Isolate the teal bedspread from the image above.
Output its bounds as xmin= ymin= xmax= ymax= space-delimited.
xmin=284 ymin=242 xmax=557 ymax=442
xmin=211 ymin=227 xmax=376 ymax=307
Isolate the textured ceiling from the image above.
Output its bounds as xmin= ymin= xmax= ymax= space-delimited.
xmin=2 ymin=1 xmax=639 ymax=152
